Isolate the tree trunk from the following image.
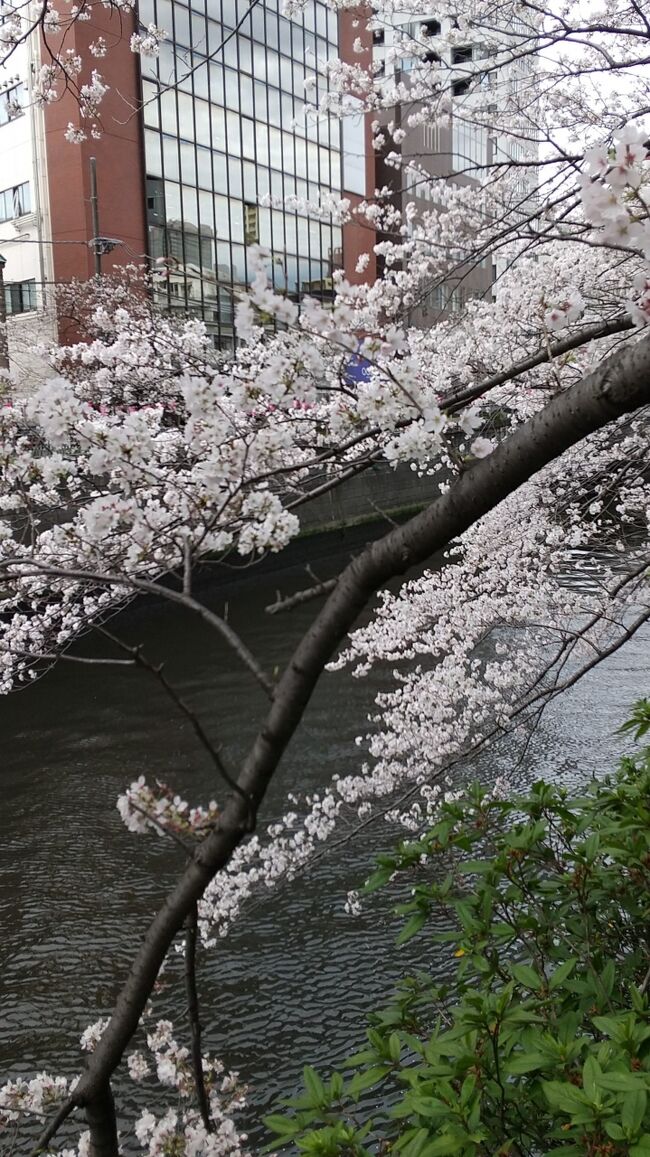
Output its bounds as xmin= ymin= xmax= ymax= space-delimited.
xmin=86 ymin=1082 xmax=119 ymax=1157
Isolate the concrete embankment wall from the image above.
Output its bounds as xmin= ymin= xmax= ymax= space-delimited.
xmin=296 ymin=461 xmax=445 ymax=534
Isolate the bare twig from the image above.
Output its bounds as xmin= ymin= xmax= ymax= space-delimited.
xmin=94 ymin=626 xmax=253 ymax=822
xmin=266 ymin=576 xmax=338 ymax=615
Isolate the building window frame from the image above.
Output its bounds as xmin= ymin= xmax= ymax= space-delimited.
xmin=5 ymin=279 xmax=37 ymax=316
xmin=0 ymin=182 xmax=31 ymax=222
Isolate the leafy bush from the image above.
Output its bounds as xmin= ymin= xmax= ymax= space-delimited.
xmin=267 ymin=701 xmax=650 ymax=1157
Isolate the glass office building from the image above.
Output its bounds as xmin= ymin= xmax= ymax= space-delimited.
xmin=137 ymin=0 xmax=346 ymax=346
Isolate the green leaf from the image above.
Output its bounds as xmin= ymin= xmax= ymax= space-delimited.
xmin=505 ymin=1052 xmax=548 ymax=1075
xmin=549 ymin=958 xmax=578 ymax=991
xmin=583 ymin=833 xmax=600 ymax=862
xmin=604 ymin=1122 xmax=626 ymax=1141
xmin=420 ymin=1133 xmax=467 ymax=1156
xmin=263 ymin=1115 xmax=301 ymax=1137
xmin=601 ymin=961 xmax=616 ymax=998
xmin=348 ymin=1065 xmax=391 ymax=1097
xmin=582 ymin=1056 xmax=602 ymax=1102
xmin=599 ymin=1072 xmax=649 ymax=1093
xmin=510 ymin=963 xmax=542 ymax=990
xmin=542 ymin=1081 xmax=590 ymax=1113
xmin=399 ymin=1127 xmax=431 ymax=1157
xmin=623 ymin=1089 xmax=648 ymax=1135
xmin=631 ymin=1135 xmax=650 ymax=1157
xmin=303 ymin=1066 xmax=326 ymax=1105
xmin=397 ymin=912 xmax=428 ymax=945
xmin=364 ymin=865 xmax=395 ymax=893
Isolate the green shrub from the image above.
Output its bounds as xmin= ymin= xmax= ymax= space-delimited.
xmin=266 ymin=700 xmax=650 ymax=1157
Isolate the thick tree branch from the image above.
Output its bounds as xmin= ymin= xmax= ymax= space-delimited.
xmin=39 ymin=330 xmax=650 ymax=1146
xmin=185 ymin=905 xmax=212 ymax=1133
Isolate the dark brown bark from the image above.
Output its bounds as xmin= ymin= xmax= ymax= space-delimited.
xmin=36 ymin=328 xmax=650 ymax=1152
xmin=85 ymin=1082 xmax=119 ymax=1157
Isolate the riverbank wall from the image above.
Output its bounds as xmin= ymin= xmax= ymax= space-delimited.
xmin=296 ymin=460 xmax=443 ymax=534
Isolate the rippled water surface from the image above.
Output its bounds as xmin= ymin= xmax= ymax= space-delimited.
xmin=1 ymin=540 xmax=648 ymax=1148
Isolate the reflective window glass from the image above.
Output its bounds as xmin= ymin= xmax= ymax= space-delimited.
xmin=196 ymin=146 xmax=212 ymax=188
xmin=215 ymin=196 xmax=230 ymax=235
xmin=176 ymin=91 xmax=194 ymax=138
xmin=242 ymin=118 xmax=256 ymax=160
xmin=254 ymin=121 xmax=269 ymax=165
xmin=142 ymin=80 xmax=159 ymax=124
xmin=294 ymin=136 xmax=306 ymax=173
xmin=160 ymin=90 xmax=178 ymax=137
xmin=145 ymin=129 xmax=163 ymax=176
xmin=271 ymin=209 xmax=285 ymax=249
xmin=174 ymin=4 xmax=191 ymax=45
xmin=223 ymin=39 xmax=238 ymax=68
xmin=226 ymin=111 xmax=242 ymax=155
xmin=164 ymin=180 xmax=182 ymax=221
xmin=254 ymin=81 xmax=268 ymax=119
xmin=238 ymin=37 xmax=253 ymax=74
xmin=193 ymin=99 xmax=210 ymax=146
xmin=209 ymin=62 xmax=224 ymax=100
xmin=239 ymin=163 xmax=253 ymax=201
xmin=228 ymin=156 xmax=243 ymax=196
xmin=270 ymin=169 xmax=285 ymax=198
xmin=259 ymin=207 xmax=272 ymax=246
xmin=212 ymin=153 xmax=229 ymax=194
xmin=181 ymin=185 xmax=199 ymax=227
xmin=251 ymin=7 xmax=265 ymax=41
xmin=211 ymin=106 xmax=226 ymax=151
xmin=267 ymin=87 xmax=281 ymax=125
xmin=265 ymin=17 xmax=279 ymax=50
xmin=268 ymin=128 xmax=282 ymax=170
xmin=256 ymin=167 xmax=270 ymax=197
xmin=180 ymin=142 xmax=197 ymax=185
xmin=266 ymin=51 xmax=280 ymax=87
xmin=191 ymin=13 xmax=207 ymax=50
xmin=162 ymin=135 xmax=180 ymax=180
xmin=198 ymin=189 xmax=215 ymax=232
xmin=239 ymin=74 xmax=254 ymax=114
xmin=225 ymin=69 xmax=239 ymax=109
xmin=221 ymin=0 xmax=236 ymax=27
xmin=157 ymin=0 xmax=173 ymax=34
xmin=252 ymin=43 xmax=267 ymax=82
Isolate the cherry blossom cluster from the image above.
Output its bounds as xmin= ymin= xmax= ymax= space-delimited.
xmin=130 ymin=22 xmax=166 ymax=57
xmin=0 ymin=1017 xmax=249 ymax=1157
xmin=127 ymin=1019 xmax=249 ymax=1157
xmin=117 ymin=776 xmax=220 ymax=838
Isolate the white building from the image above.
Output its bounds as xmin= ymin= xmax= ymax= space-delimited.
xmin=1 ymin=41 xmax=60 ymax=389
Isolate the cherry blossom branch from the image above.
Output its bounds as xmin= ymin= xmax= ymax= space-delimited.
xmin=29 ymin=325 xmax=649 ymax=1157
xmin=0 ymin=564 xmax=275 ymax=700
xmin=443 ymin=315 xmax=635 ymax=412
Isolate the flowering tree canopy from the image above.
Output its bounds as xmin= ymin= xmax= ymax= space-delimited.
xmin=1 ymin=0 xmax=650 ymax=1155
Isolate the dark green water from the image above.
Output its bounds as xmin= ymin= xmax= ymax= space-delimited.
xmin=0 ymin=540 xmax=647 ymax=1149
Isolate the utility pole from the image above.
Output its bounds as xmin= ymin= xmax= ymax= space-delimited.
xmin=89 ymin=156 xmax=101 ymax=277
xmin=0 ymin=253 xmax=9 ymax=375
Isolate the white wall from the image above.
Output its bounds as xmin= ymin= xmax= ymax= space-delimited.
xmin=0 ymin=37 xmax=57 ymax=388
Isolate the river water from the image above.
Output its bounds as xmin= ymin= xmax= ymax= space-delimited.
xmin=0 ymin=536 xmax=648 ymax=1149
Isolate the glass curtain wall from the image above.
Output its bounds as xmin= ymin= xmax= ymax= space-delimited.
xmin=137 ymin=0 xmax=343 ymax=347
